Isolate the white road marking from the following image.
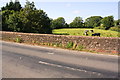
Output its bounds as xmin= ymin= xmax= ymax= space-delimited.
xmin=38 ymin=60 xmax=103 ymax=76
xmin=1 ymin=41 xmax=118 ymax=57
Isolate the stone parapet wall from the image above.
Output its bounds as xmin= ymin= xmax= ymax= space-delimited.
xmin=1 ymin=31 xmax=120 ymax=54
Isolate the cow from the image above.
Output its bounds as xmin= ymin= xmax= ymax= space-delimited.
xmin=84 ymin=32 xmax=88 ymax=36
xmin=83 ymin=30 xmax=89 ymax=36
xmin=92 ymin=33 xmax=100 ymax=37
xmin=84 ymin=30 xmax=89 ymax=33
xmin=90 ymin=30 xmax=94 ymax=33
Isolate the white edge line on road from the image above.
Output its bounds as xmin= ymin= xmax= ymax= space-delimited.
xmin=38 ymin=60 xmax=103 ymax=76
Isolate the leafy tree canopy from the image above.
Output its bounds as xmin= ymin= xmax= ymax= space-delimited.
xmin=18 ymin=0 xmax=52 ymax=33
xmin=51 ymin=17 xmax=66 ymax=29
xmin=1 ymin=10 xmax=15 ymax=31
xmin=85 ymin=16 xmax=103 ymax=28
xmin=69 ymin=17 xmax=83 ymax=28
xmin=1 ymin=0 xmax=22 ymax=11
xmin=101 ymin=16 xmax=114 ymax=30
xmin=114 ymin=19 xmax=120 ymax=26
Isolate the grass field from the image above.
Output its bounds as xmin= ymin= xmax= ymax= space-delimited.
xmin=52 ymin=28 xmax=120 ymax=37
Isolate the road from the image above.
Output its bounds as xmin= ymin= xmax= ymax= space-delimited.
xmin=1 ymin=41 xmax=119 ymax=78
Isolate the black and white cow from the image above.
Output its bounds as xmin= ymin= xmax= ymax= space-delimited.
xmin=92 ymin=33 xmax=100 ymax=37
xmin=83 ymin=30 xmax=89 ymax=36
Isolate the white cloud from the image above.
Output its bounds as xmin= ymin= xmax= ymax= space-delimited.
xmin=72 ymin=10 xmax=80 ymax=14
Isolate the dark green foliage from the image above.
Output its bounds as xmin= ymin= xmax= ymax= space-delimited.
xmin=101 ymin=16 xmax=114 ymax=30
xmin=25 ymin=0 xmax=36 ymax=10
xmin=1 ymin=0 xmax=22 ymax=30
xmin=66 ymin=42 xmax=74 ymax=48
xmin=51 ymin=17 xmax=66 ymax=29
xmin=64 ymin=23 xmax=69 ymax=28
xmin=19 ymin=2 xmax=52 ymax=33
xmin=1 ymin=0 xmax=52 ymax=34
xmin=1 ymin=0 xmax=22 ymax=11
xmin=13 ymin=1 xmax=22 ymax=11
xmin=69 ymin=17 xmax=83 ymax=28
xmin=114 ymin=19 xmax=120 ymax=26
xmin=1 ymin=10 xmax=14 ymax=31
xmin=85 ymin=16 xmax=103 ymax=28
xmin=7 ymin=12 xmax=23 ymax=32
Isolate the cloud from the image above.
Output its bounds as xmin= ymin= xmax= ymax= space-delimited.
xmin=72 ymin=10 xmax=80 ymax=14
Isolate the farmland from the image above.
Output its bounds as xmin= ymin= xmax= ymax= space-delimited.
xmin=52 ymin=28 xmax=120 ymax=37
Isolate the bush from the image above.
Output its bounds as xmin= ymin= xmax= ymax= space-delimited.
xmin=109 ymin=26 xmax=120 ymax=32
xmin=76 ymin=44 xmax=84 ymax=50
xmin=94 ymin=26 xmax=106 ymax=30
xmin=66 ymin=42 xmax=73 ymax=48
xmin=15 ymin=37 xmax=23 ymax=43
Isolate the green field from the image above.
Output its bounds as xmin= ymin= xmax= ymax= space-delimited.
xmin=52 ymin=28 xmax=120 ymax=37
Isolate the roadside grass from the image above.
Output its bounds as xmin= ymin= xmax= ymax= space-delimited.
xmin=66 ymin=42 xmax=74 ymax=48
xmin=52 ymin=28 xmax=119 ymax=37
xmin=2 ymin=38 xmax=118 ymax=55
xmin=15 ymin=37 xmax=23 ymax=43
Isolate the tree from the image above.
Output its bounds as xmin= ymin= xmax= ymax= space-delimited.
xmin=7 ymin=11 xmax=23 ymax=32
xmin=1 ymin=0 xmax=22 ymax=11
xmin=85 ymin=16 xmax=103 ymax=28
xmin=30 ymin=10 xmax=52 ymax=33
xmin=101 ymin=16 xmax=114 ymax=30
xmin=13 ymin=0 xmax=22 ymax=11
xmin=69 ymin=17 xmax=83 ymax=28
xmin=51 ymin=17 xmax=66 ymax=29
xmin=114 ymin=19 xmax=120 ymax=26
xmin=6 ymin=1 xmax=14 ymax=10
xmin=25 ymin=0 xmax=36 ymax=10
xmin=1 ymin=10 xmax=14 ymax=31
xmin=19 ymin=0 xmax=52 ymax=33
xmin=109 ymin=25 xmax=120 ymax=32
xmin=64 ymin=23 xmax=69 ymax=28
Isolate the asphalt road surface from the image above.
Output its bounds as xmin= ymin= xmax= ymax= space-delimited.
xmin=1 ymin=41 xmax=119 ymax=78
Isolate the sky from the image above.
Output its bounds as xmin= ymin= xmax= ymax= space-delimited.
xmin=0 ymin=0 xmax=119 ymax=23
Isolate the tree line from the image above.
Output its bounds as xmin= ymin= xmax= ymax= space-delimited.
xmin=1 ymin=0 xmax=120 ymax=34
xmin=52 ymin=16 xmax=120 ymax=32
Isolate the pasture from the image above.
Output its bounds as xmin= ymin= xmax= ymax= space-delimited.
xmin=52 ymin=28 xmax=120 ymax=37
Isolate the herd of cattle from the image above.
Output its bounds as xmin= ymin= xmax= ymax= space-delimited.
xmin=83 ymin=30 xmax=101 ymax=37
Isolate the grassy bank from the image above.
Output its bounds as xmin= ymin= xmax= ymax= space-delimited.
xmin=52 ymin=28 xmax=119 ymax=37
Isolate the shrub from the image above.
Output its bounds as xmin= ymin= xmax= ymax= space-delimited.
xmin=52 ymin=43 xmax=59 ymax=47
xmin=66 ymin=42 xmax=74 ymax=48
xmin=76 ymin=44 xmax=85 ymax=50
xmin=15 ymin=37 xmax=22 ymax=43
xmin=109 ymin=26 xmax=120 ymax=32
xmin=94 ymin=26 xmax=106 ymax=30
